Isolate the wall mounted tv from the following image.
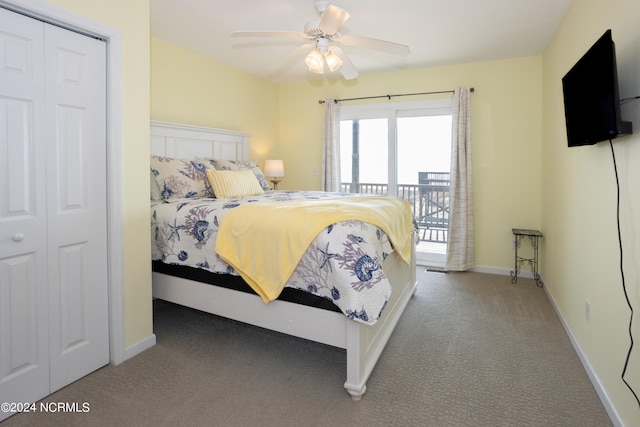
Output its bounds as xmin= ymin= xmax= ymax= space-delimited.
xmin=562 ymin=29 xmax=632 ymax=147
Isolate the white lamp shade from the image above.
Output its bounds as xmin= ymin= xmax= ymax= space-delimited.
xmin=324 ymin=51 xmax=343 ymax=72
xmin=264 ymin=160 xmax=284 ymax=177
xmin=305 ymin=49 xmax=324 ymax=74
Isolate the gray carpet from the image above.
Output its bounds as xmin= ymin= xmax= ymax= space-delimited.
xmin=4 ymin=270 xmax=611 ymax=426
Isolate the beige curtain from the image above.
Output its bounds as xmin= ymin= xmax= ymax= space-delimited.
xmin=322 ymin=98 xmax=341 ymax=192
xmin=445 ymin=86 xmax=474 ymax=271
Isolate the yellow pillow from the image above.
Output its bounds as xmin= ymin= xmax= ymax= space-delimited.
xmin=206 ymin=168 xmax=265 ymax=199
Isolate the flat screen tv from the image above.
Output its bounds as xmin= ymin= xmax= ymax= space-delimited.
xmin=562 ymin=29 xmax=632 ymax=147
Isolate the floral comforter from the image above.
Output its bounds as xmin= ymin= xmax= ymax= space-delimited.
xmin=151 ymin=190 xmax=411 ymax=325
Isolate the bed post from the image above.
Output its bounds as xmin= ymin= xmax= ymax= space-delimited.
xmin=343 ymin=233 xmax=417 ymax=400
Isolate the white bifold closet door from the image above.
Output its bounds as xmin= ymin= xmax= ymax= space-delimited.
xmin=0 ymin=7 xmax=108 ymax=418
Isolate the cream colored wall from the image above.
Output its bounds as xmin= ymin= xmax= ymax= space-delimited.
xmin=151 ymin=37 xmax=280 ymax=162
xmin=41 ymin=0 xmax=152 ymax=348
xmin=542 ymin=0 xmax=640 ymax=424
xmin=278 ymin=58 xmax=543 ymax=270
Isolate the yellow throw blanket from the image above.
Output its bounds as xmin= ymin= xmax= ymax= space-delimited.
xmin=215 ymin=196 xmax=413 ymax=303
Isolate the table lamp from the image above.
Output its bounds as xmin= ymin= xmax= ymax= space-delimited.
xmin=264 ymin=159 xmax=284 ymax=190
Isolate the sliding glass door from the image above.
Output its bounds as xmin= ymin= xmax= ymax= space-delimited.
xmin=339 ymin=99 xmax=452 ymax=266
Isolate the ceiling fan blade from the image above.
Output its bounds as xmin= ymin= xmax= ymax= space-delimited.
xmin=232 ymin=31 xmax=308 ymax=40
xmin=338 ymin=35 xmax=410 ymax=56
xmin=319 ymin=4 xmax=350 ymax=35
xmin=331 ymin=46 xmax=359 ymax=80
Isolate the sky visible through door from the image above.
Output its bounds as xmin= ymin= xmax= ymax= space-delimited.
xmin=340 ymin=115 xmax=452 ymax=186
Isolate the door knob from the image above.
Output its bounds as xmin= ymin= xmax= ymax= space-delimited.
xmin=13 ymin=233 xmax=24 ymax=242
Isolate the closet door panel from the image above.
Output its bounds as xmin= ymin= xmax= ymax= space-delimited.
xmin=58 ymin=243 xmax=88 ymax=351
xmin=44 ymin=23 xmax=108 ymax=392
xmin=0 ymin=10 xmax=47 ymax=252
xmin=0 ymin=255 xmax=38 ymax=365
xmin=0 ymin=8 xmax=49 ymax=415
xmin=0 ymin=253 xmax=48 ymax=406
xmin=55 ymin=106 xmax=87 ymax=213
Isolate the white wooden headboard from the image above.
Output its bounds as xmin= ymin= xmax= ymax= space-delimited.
xmin=150 ymin=120 xmax=250 ymax=161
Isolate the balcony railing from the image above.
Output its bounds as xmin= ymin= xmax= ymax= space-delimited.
xmin=340 ymin=181 xmax=450 ymax=243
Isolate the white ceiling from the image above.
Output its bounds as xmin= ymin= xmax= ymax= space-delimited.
xmin=150 ymin=0 xmax=573 ymax=84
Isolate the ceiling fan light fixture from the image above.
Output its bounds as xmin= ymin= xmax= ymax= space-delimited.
xmin=233 ymin=2 xmax=408 ymax=81
xmin=305 ymin=49 xmax=324 ymax=74
xmin=324 ymin=50 xmax=343 ymax=72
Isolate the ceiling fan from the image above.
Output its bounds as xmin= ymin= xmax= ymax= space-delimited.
xmin=232 ymin=1 xmax=410 ymax=80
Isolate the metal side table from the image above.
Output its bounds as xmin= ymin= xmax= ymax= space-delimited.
xmin=510 ymin=228 xmax=542 ymax=287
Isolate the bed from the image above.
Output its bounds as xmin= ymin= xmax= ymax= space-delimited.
xmin=150 ymin=120 xmax=417 ymax=400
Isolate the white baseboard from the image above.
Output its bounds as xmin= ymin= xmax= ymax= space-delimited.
xmin=122 ymin=334 xmax=156 ymax=362
xmin=541 ymin=283 xmax=623 ymax=426
xmin=472 ymin=265 xmax=514 ymax=276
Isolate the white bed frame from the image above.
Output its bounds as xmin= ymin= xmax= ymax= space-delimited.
xmin=150 ymin=120 xmax=417 ymax=400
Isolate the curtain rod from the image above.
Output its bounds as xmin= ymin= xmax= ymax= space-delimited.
xmin=318 ymin=87 xmax=474 ymax=104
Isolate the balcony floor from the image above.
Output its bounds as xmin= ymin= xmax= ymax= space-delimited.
xmin=417 ymin=239 xmax=447 ymax=255
xmin=416 ymin=226 xmax=447 ymax=254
